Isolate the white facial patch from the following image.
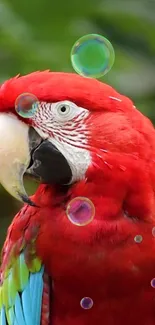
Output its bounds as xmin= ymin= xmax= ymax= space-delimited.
xmin=32 ymin=100 xmax=91 ymax=183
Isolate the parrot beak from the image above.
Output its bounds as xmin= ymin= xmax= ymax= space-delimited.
xmin=0 ymin=113 xmax=41 ymax=205
xmin=0 ymin=113 xmax=72 ymax=205
xmin=27 ymin=138 xmax=72 ymax=186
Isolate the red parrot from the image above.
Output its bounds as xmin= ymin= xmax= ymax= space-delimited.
xmin=0 ymin=71 xmax=155 ymax=325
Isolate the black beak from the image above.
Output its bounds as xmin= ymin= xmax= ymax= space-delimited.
xmin=28 ymin=128 xmax=72 ymax=186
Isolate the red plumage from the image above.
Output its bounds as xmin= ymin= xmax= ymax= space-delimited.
xmin=1 ymin=71 xmax=155 ymax=325
xmin=0 ymin=70 xmax=134 ymax=111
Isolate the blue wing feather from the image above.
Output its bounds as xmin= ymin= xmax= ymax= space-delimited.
xmin=22 ymin=285 xmax=33 ymax=325
xmin=14 ymin=293 xmax=26 ymax=325
xmin=0 ymin=307 xmax=6 ymax=325
xmin=14 ymin=317 xmax=20 ymax=325
xmin=29 ymin=268 xmax=44 ymax=325
xmin=13 ymin=317 xmax=19 ymax=325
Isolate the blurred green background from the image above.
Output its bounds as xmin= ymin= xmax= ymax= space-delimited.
xmin=0 ymin=0 xmax=155 ymax=248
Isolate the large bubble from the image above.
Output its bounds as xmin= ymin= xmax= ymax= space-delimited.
xmin=66 ymin=197 xmax=95 ymax=226
xmin=71 ymin=34 xmax=115 ymax=78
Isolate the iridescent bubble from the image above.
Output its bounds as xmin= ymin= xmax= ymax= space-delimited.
xmin=134 ymin=235 xmax=143 ymax=243
xmin=66 ymin=197 xmax=95 ymax=226
xmin=151 ymin=278 xmax=155 ymax=288
xmin=152 ymin=227 xmax=155 ymax=237
xmin=80 ymin=297 xmax=93 ymax=309
xmin=15 ymin=93 xmax=38 ymax=118
xmin=71 ymin=34 xmax=115 ymax=78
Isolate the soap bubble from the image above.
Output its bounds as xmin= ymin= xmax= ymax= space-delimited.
xmin=151 ymin=278 xmax=155 ymax=288
xmin=152 ymin=227 xmax=155 ymax=237
xmin=80 ymin=297 xmax=93 ymax=309
xmin=71 ymin=34 xmax=115 ymax=78
xmin=15 ymin=93 xmax=38 ymax=118
xmin=66 ymin=197 xmax=95 ymax=226
xmin=134 ymin=235 xmax=143 ymax=243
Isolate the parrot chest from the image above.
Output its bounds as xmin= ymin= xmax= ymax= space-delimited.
xmin=35 ymin=193 xmax=155 ymax=325
xmin=43 ymin=241 xmax=155 ymax=325
xmin=49 ymin=259 xmax=155 ymax=325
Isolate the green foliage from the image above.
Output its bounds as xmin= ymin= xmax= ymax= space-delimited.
xmin=0 ymin=0 xmax=155 ymax=247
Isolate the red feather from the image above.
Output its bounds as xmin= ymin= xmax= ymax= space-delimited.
xmin=0 ymin=70 xmax=132 ymax=112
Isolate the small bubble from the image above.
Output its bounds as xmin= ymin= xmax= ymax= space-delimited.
xmin=15 ymin=93 xmax=38 ymax=118
xmin=152 ymin=227 xmax=155 ymax=237
xmin=134 ymin=235 xmax=143 ymax=243
xmin=66 ymin=197 xmax=95 ymax=226
xmin=71 ymin=34 xmax=115 ymax=79
xmin=80 ymin=297 xmax=93 ymax=309
xmin=151 ymin=278 xmax=155 ymax=288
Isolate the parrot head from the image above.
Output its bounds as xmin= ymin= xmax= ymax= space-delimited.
xmin=0 ymin=70 xmax=155 ymax=231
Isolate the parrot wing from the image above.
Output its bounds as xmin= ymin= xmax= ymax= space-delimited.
xmin=0 ymin=207 xmax=50 ymax=325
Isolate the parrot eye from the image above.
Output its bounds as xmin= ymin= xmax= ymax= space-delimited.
xmin=57 ymin=103 xmax=71 ymax=116
xmin=53 ymin=101 xmax=79 ymax=121
xmin=49 ymin=100 xmax=89 ymax=123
